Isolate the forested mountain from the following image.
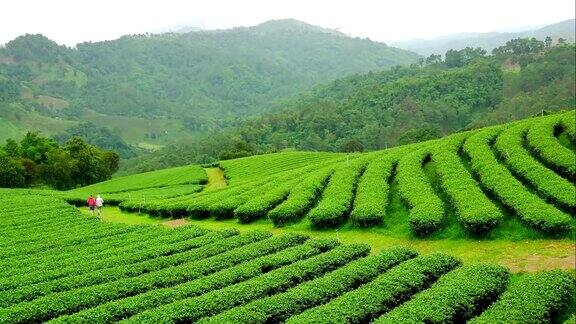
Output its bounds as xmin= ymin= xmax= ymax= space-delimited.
xmin=0 ymin=19 xmax=419 ymax=148
xmin=121 ymin=42 xmax=575 ymax=173
xmin=393 ymin=19 xmax=575 ymax=56
xmin=1 ymin=18 xmax=574 ymax=176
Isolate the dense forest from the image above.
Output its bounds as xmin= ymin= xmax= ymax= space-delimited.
xmin=0 ymin=19 xmax=418 ymax=147
xmin=0 ymin=19 xmax=574 ymax=177
xmin=122 ymin=39 xmax=575 ymax=173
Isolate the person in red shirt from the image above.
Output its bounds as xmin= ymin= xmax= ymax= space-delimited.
xmin=87 ymin=195 xmax=96 ymax=215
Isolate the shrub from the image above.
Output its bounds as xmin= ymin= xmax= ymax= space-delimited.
xmin=463 ymin=126 xmax=572 ymax=234
xmin=374 ymin=264 xmax=510 ymax=323
xmin=268 ymin=168 xmax=333 ymax=226
xmin=124 ymin=244 xmax=370 ymax=323
xmin=350 ymin=155 xmax=395 ymax=227
xmin=396 ymin=148 xmax=444 ymax=236
xmin=204 ymin=247 xmax=416 ymax=323
xmin=308 ymin=160 xmax=367 ymax=229
xmin=288 ymin=253 xmax=460 ymax=323
xmin=526 ymin=112 xmax=576 ymax=180
xmin=495 ymin=120 xmax=575 ymax=211
xmin=470 ymin=270 xmax=574 ymax=323
xmin=432 ymin=133 xmax=503 ymax=233
xmin=53 ymin=235 xmax=335 ymax=323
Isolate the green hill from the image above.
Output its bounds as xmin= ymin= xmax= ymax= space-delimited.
xmin=0 ymin=111 xmax=573 ymax=322
xmin=60 ymin=110 xmax=575 ymax=239
xmin=0 ymin=19 xmax=419 ymax=148
xmin=122 ymin=44 xmax=575 ymax=173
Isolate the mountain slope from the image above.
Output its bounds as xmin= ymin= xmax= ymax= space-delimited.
xmin=0 ymin=19 xmax=419 ymax=148
xmin=64 ymin=110 xmax=576 ymax=238
xmin=120 ymin=44 xmax=574 ymax=173
xmin=393 ymin=19 xmax=575 ymax=56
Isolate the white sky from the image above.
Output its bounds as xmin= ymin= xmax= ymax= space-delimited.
xmin=1 ymin=0 xmax=574 ymax=46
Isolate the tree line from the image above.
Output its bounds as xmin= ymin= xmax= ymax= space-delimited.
xmin=0 ymin=132 xmax=119 ymax=189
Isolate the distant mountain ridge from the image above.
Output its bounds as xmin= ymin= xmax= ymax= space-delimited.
xmin=393 ymin=19 xmax=575 ymax=56
xmin=170 ymin=26 xmax=203 ymax=34
xmin=0 ymin=19 xmax=419 ymax=148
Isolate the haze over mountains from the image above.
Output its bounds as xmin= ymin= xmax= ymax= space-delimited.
xmin=393 ymin=19 xmax=575 ymax=56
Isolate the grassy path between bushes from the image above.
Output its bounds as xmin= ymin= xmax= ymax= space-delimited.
xmin=79 ymin=165 xmax=574 ymax=273
xmin=204 ymin=167 xmax=227 ymax=190
xmin=80 ymin=206 xmax=574 ymax=273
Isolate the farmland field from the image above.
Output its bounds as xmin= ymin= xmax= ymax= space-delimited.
xmin=0 ymin=110 xmax=575 ymax=323
xmin=60 ymin=110 xmax=575 ymax=238
xmin=0 ymin=190 xmax=573 ymax=323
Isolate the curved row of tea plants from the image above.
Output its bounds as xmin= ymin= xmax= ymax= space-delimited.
xmin=526 ymin=113 xmax=576 ymax=180
xmin=67 ymin=164 xmax=208 ymax=195
xmin=55 ymin=110 xmax=576 ymax=238
xmin=463 ymin=126 xmax=572 ymax=234
xmin=432 ymin=133 xmax=503 ymax=234
xmin=396 ymin=147 xmax=445 ymax=236
xmin=494 ymin=121 xmax=575 ymax=211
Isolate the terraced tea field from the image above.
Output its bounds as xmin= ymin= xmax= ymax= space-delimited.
xmin=0 ymin=191 xmax=573 ymax=323
xmin=60 ymin=110 xmax=575 ymax=239
xmin=1 ymin=110 xmax=574 ymax=322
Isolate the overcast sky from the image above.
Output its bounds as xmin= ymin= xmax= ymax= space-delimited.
xmin=1 ymin=0 xmax=574 ymax=46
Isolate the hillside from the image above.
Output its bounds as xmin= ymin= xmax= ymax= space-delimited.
xmin=0 ymin=19 xmax=419 ymax=149
xmin=393 ymin=19 xmax=576 ymax=56
xmin=60 ymin=110 xmax=576 ymax=240
xmin=121 ymin=44 xmax=575 ymax=173
xmin=1 ymin=107 xmax=575 ymax=321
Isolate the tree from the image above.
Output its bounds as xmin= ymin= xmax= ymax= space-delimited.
xmin=3 ymin=139 xmax=19 ymax=157
xmin=0 ymin=133 xmax=123 ymax=189
xmin=218 ymin=140 xmax=254 ymax=161
xmin=445 ymin=49 xmax=463 ymax=68
xmin=398 ymin=126 xmax=441 ymax=145
xmin=558 ymin=38 xmax=566 ymax=45
xmin=98 ymin=151 xmax=120 ymax=180
xmin=460 ymin=47 xmax=486 ymax=64
xmin=54 ymin=122 xmax=135 ymax=158
xmin=0 ymin=79 xmax=20 ymax=102
xmin=40 ymin=148 xmax=77 ymax=190
xmin=339 ymin=139 xmax=364 ymax=153
xmin=19 ymin=158 xmax=38 ymax=186
xmin=65 ymin=137 xmax=101 ymax=186
xmin=425 ymin=54 xmax=442 ymax=65
xmin=19 ymin=132 xmax=57 ymax=163
xmin=492 ymin=38 xmax=545 ymax=56
xmin=445 ymin=47 xmax=486 ymax=68
xmin=545 ymin=36 xmax=552 ymax=48
xmin=0 ymin=152 xmax=25 ymax=187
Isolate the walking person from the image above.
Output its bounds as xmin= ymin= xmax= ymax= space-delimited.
xmin=87 ymin=195 xmax=96 ymax=216
xmin=95 ymin=195 xmax=104 ymax=220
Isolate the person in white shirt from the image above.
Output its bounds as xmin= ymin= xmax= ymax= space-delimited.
xmin=95 ymin=195 xmax=104 ymax=219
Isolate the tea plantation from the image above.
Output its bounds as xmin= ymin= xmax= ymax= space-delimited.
xmin=0 ymin=190 xmax=573 ymax=323
xmin=1 ymin=110 xmax=574 ymax=323
xmin=58 ymin=110 xmax=575 ymax=238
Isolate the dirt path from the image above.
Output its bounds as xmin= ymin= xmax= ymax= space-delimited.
xmin=162 ymin=219 xmax=190 ymax=228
